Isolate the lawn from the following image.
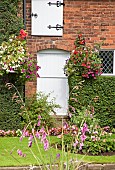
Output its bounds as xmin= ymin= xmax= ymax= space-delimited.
xmin=0 ymin=137 xmax=115 ymax=167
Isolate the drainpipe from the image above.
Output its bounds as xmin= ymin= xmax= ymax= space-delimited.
xmin=23 ymin=0 xmax=26 ymax=100
xmin=23 ymin=0 xmax=26 ymax=29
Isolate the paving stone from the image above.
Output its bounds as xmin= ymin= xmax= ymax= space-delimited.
xmin=87 ymin=164 xmax=104 ymax=170
xmin=104 ymin=164 xmax=115 ymax=170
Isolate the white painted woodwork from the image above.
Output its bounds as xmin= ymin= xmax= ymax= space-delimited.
xmin=37 ymin=49 xmax=70 ymax=115
xmin=31 ymin=0 xmax=63 ymax=36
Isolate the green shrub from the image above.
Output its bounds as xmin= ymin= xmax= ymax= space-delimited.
xmin=0 ymin=0 xmax=23 ymax=44
xmin=69 ymin=75 xmax=115 ymax=129
xmin=0 ymin=73 xmax=24 ymax=130
xmin=21 ymin=92 xmax=60 ymax=129
xmin=82 ymin=135 xmax=115 ymax=155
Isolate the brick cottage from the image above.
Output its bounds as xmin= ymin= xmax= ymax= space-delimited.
xmin=23 ymin=0 xmax=115 ymax=115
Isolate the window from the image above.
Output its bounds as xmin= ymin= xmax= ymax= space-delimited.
xmin=31 ymin=0 xmax=64 ymax=36
xmin=99 ymin=50 xmax=115 ymax=75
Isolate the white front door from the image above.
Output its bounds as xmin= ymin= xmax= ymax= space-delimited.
xmin=37 ymin=49 xmax=70 ymax=115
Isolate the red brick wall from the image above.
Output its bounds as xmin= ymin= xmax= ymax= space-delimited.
xmin=25 ymin=0 xmax=115 ymax=96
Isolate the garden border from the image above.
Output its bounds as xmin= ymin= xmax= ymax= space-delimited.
xmin=0 ymin=163 xmax=115 ymax=170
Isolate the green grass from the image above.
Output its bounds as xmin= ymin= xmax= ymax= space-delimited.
xmin=0 ymin=137 xmax=62 ymax=167
xmin=0 ymin=137 xmax=115 ymax=167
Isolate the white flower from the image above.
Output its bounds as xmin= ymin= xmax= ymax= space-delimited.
xmin=3 ymin=64 xmax=8 ymax=69
xmin=9 ymin=39 xmax=13 ymax=42
xmin=72 ymin=50 xmax=75 ymax=54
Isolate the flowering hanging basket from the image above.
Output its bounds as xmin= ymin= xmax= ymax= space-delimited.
xmin=64 ymin=34 xmax=102 ymax=79
xmin=0 ymin=29 xmax=40 ymax=82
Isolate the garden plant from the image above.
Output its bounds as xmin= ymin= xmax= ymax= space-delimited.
xmin=0 ymin=32 xmax=115 ymax=169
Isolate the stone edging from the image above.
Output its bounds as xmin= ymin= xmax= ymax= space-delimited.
xmin=0 ymin=164 xmax=115 ymax=170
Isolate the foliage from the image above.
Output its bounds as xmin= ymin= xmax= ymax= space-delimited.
xmin=70 ymin=106 xmax=99 ymax=129
xmin=64 ymin=34 xmax=102 ymax=79
xmin=0 ymin=0 xmax=23 ymax=45
xmin=0 ymin=74 xmax=24 ymax=131
xmin=50 ymin=120 xmax=115 ymax=156
xmin=68 ymin=75 xmax=115 ymax=129
xmin=1 ymin=83 xmax=86 ymax=169
xmin=49 ymin=105 xmax=115 ymax=156
xmin=51 ymin=117 xmax=115 ymax=156
xmin=21 ymin=92 xmax=60 ymax=129
xmin=82 ymin=135 xmax=115 ymax=155
xmin=0 ymin=29 xmax=40 ymax=83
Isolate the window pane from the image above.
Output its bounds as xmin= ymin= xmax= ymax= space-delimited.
xmin=99 ymin=50 xmax=114 ymax=74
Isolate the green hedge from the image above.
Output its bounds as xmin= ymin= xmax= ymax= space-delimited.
xmin=0 ymin=0 xmax=23 ymax=44
xmin=69 ymin=76 xmax=115 ymax=128
xmin=0 ymin=73 xmax=24 ymax=130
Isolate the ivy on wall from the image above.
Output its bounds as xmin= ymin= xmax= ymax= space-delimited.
xmin=0 ymin=0 xmax=23 ymax=44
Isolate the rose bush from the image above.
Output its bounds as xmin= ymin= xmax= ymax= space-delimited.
xmin=0 ymin=29 xmax=40 ymax=82
xmin=64 ymin=34 xmax=102 ymax=79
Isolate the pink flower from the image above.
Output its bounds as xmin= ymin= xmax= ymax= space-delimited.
xmin=81 ymin=63 xmax=86 ymax=67
xmin=87 ymin=65 xmax=90 ymax=69
xmin=37 ymin=120 xmax=41 ymax=126
xmin=57 ymin=134 xmax=62 ymax=138
xmin=43 ymin=139 xmax=49 ymax=151
xmin=91 ymin=136 xmax=97 ymax=141
xmin=36 ymin=65 xmax=41 ymax=70
xmin=29 ymin=134 xmax=33 ymax=141
xmin=26 ymin=75 xmax=30 ymax=78
xmin=81 ymin=122 xmax=89 ymax=134
xmin=21 ymin=69 xmax=25 ymax=73
xmin=28 ymin=135 xmax=33 ymax=147
xmin=68 ymin=112 xmax=72 ymax=118
xmin=38 ymin=115 xmax=41 ymax=119
xmin=63 ymin=122 xmax=68 ymax=129
xmin=79 ymin=142 xmax=84 ymax=150
xmin=9 ymin=67 xmax=13 ymax=71
xmin=73 ymin=139 xmax=78 ymax=147
xmin=25 ymin=131 xmax=29 ymax=137
xmin=36 ymin=131 xmax=40 ymax=139
xmin=39 ymin=127 xmax=45 ymax=133
xmin=92 ymin=73 xmax=94 ymax=77
xmin=17 ymin=149 xmax=26 ymax=157
xmin=41 ymin=132 xmax=47 ymax=142
xmin=28 ymin=141 xmax=32 ymax=147
xmin=20 ymin=136 xmax=23 ymax=141
xmin=80 ymin=134 xmax=87 ymax=142
xmin=56 ymin=153 xmax=60 ymax=159
xmin=17 ymin=149 xmax=22 ymax=156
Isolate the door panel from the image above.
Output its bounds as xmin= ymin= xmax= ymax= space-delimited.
xmin=37 ymin=49 xmax=69 ymax=115
xmin=38 ymin=52 xmax=68 ymax=77
xmin=37 ymin=78 xmax=68 ymax=115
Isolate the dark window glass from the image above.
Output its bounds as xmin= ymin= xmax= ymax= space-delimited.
xmin=99 ymin=50 xmax=114 ymax=74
